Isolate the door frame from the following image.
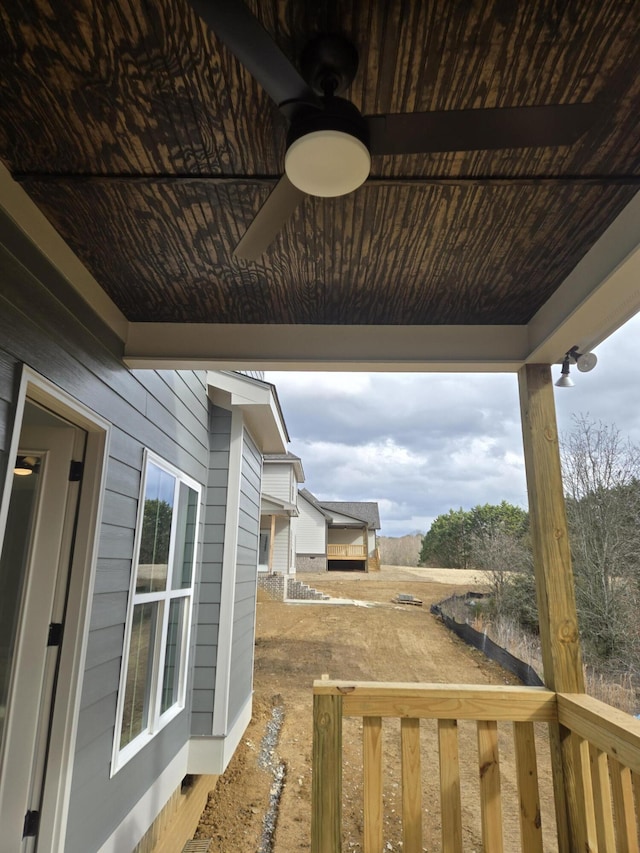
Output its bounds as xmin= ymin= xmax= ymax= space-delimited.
xmin=0 ymin=366 xmax=110 ymax=852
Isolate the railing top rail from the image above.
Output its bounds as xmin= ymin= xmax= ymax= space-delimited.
xmin=313 ymin=681 xmax=557 ymax=722
xmin=558 ymin=692 xmax=640 ymax=774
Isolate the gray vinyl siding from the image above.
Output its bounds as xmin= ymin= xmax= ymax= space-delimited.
xmin=228 ymin=429 xmax=261 ymax=724
xmin=0 ymin=234 xmax=210 ymax=853
xmin=191 ymin=404 xmax=231 ymax=736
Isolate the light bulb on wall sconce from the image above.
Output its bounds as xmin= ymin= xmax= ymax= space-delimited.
xmin=569 ymin=345 xmax=598 ymax=373
xmin=555 ymin=345 xmax=598 ymax=387
xmin=555 ymin=355 xmax=574 ymax=387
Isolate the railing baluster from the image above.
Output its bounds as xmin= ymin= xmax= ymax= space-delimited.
xmin=477 ymin=719 xmax=503 ymax=853
xmin=632 ymin=771 xmax=640 ymax=850
xmin=590 ymin=743 xmax=616 ymax=852
xmin=311 ymin=692 xmax=342 ymax=853
xmin=438 ymin=718 xmax=463 ymax=853
xmin=363 ymin=717 xmax=383 ymax=853
xmin=610 ymin=757 xmax=639 ymax=853
xmin=572 ymin=734 xmax=598 ymax=852
xmin=401 ymin=717 xmax=422 ymax=853
xmin=513 ymin=721 xmax=543 ymax=853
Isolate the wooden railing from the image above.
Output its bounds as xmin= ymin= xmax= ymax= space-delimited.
xmin=368 ymin=547 xmax=381 ymax=571
xmin=311 ymin=681 xmax=640 ymax=853
xmin=558 ymin=693 xmax=640 ymax=852
xmin=327 ymin=544 xmax=367 ymax=558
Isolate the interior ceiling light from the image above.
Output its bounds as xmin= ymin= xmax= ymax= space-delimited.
xmin=14 ymin=455 xmax=40 ymax=476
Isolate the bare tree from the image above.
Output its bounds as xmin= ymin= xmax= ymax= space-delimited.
xmin=378 ymin=534 xmax=422 ymax=567
xmin=561 ymin=416 xmax=640 ymax=667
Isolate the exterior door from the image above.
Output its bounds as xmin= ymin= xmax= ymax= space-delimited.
xmin=258 ymin=529 xmax=270 ymax=571
xmin=0 ymin=403 xmax=86 ymax=851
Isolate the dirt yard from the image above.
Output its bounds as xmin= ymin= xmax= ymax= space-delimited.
xmin=195 ymin=566 xmax=558 ymax=851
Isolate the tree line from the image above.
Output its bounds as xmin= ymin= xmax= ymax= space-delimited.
xmin=419 ymin=416 xmax=640 ymax=674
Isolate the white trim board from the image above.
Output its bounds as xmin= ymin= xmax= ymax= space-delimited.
xmin=211 ymin=409 xmax=244 ymax=737
xmin=187 ymin=693 xmax=253 ymax=775
xmin=126 ymin=323 xmax=530 ymax=371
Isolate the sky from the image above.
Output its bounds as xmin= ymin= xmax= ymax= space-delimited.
xmin=266 ymin=311 xmax=640 ymax=537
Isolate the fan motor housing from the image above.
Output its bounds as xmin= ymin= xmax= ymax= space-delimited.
xmin=286 ymin=97 xmax=369 ymax=151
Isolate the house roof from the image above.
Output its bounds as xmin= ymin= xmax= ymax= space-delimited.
xmin=298 ymin=488 xmax=333 ymax=521
xmin=260 ymin=492 xmax=298 ymax=517
xmin=263 ymin=452 xmax=305 ymax=483
xmin=319 ymin=502 xmax=381 ymax=531
xmin=206 ymin=370 xmax=289 ymax=452
xmin=1 ymin=2 xmax=639 ymax=370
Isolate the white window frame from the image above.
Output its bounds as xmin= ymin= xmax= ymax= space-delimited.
xmin=111 ymin=450 xmax=201 ymax=774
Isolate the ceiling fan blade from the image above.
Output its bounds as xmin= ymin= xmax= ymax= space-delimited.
xmin=233 ymin=175 xmax=305 ymax=261
xmin=366 ymin=102 xmax=598 ymax=156
xmin=189 ymin=0 xmax=317 ymax=111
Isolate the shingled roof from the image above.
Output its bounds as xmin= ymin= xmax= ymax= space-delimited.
xmin=263 ymin=452 xmax=305 ymax=482
xmin=298 ymin=488 xmax=333 ymax=520
xmin=319 ymin=501 xmax=381 ymax=531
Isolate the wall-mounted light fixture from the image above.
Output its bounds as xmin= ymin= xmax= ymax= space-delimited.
xmin=14 ymin=455 xmax=40 ymax=476
xmin=555 ymin=355 xmax=574 ymax=387
xmin=555 ymin=345 xmax=598 ymax=388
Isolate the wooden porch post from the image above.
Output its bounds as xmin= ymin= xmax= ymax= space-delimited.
xmin=311 ymin=690 xmax=342 ymax=853
xmin=268 ymin=514 xmax=276 ymax=573
xmin=518 ymin=364 xmax=585 ymax=853
xmin=363 ymin=527 xmax=368 ymax=571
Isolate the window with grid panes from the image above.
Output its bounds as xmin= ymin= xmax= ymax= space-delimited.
xmin=113 ymin=451 xmax=200 ymax=770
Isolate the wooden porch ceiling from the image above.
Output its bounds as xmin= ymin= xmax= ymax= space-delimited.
xmin=0 ymin=1 xmax=639 ymax=368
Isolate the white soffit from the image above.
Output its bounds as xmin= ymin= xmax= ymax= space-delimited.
xmin=207 ymin=371 xmax=288 ymax=453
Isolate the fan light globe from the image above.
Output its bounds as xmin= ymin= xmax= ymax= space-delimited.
xmin=285 ymin=130 xmax=371 ymax=197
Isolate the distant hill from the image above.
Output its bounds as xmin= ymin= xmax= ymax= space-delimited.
xmin=378 ymin=533 xmax=423 ymax=567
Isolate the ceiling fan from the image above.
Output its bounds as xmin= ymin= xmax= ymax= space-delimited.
xmin=189 ymin=1 xmax=596 ymax=261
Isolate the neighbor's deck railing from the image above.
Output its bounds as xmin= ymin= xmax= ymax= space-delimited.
xmin=311 ymin=680 xmax=640 ymax=853
xmin=327 ymin=544 xmax=367 ymax=558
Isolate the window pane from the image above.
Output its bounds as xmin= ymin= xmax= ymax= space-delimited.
xmin=120 ymin=602 xmax=157 ymax=748
xmin=171 ymin=483 xmax=198 ymax=589
xmin=137 ymin=462 xmax=175 ymax=593
xmin=161 ymin=599 xmax=184 ymax=714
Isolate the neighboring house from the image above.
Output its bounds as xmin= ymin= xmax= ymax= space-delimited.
xmin=296 ymin=489 xmax=381 ymax=572
xmin=0 ymin=234 xmax=290 ymax=853
xmin=259 ymin=453 xmax=304 ymax=575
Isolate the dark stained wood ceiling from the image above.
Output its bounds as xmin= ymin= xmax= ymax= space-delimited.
xmin=1 ymin=1 xmax=639 ymax=326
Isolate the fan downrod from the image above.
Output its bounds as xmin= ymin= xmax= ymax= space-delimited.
xmin=300 ymin=34 xmax=359 ymax=96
